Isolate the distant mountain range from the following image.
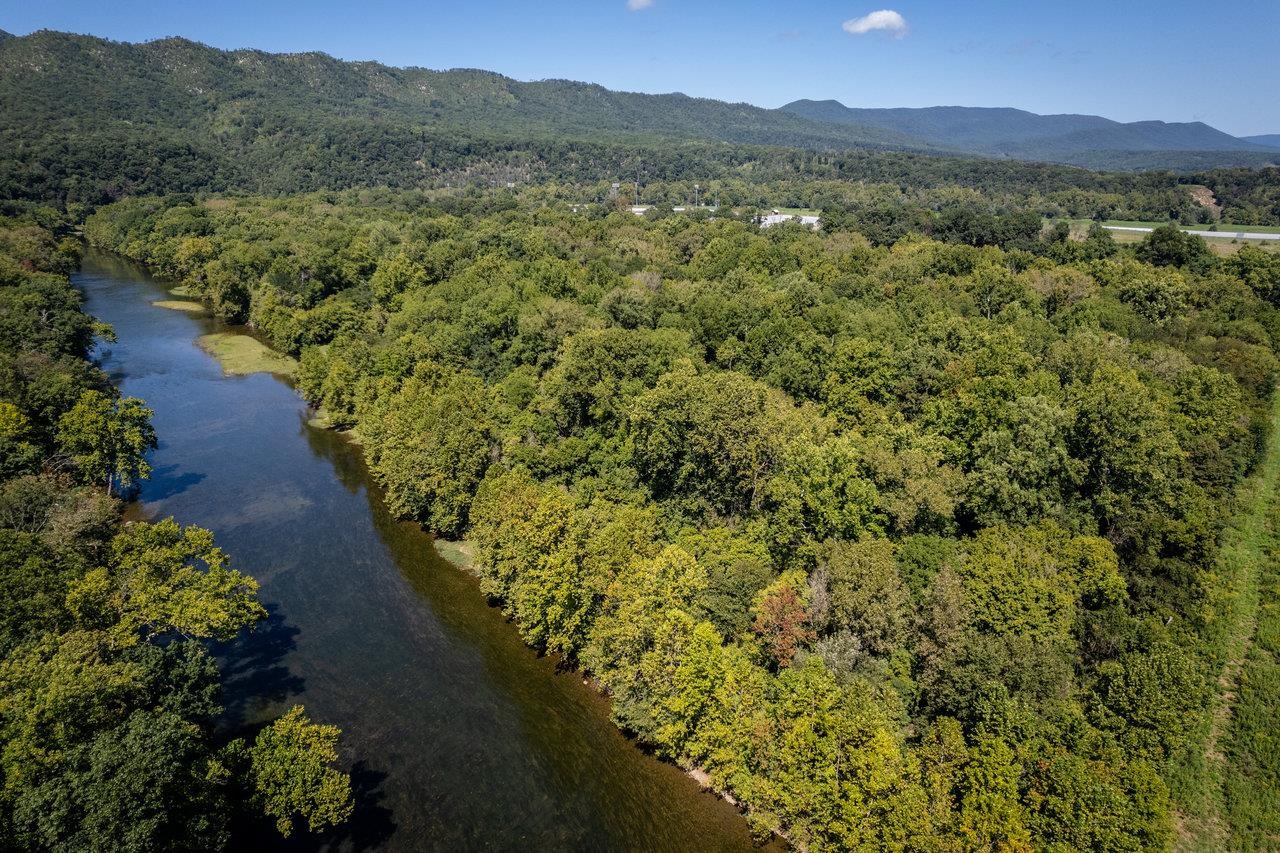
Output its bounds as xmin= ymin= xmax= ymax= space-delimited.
xmin=0 ymin=29 xmax=919 ymax=154
xmin=0 ymin=28 xmax=1275 ymax=199
xmin=780 ymin=100 xmax=1276 ymax=167
xmin=1243 ymin=134 xmax=1280 ymax=150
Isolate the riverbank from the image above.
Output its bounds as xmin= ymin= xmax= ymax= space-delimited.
xmin=432 ymin=535 xmax=787 ymax=840
xmin=77 ymin=247 xmax=767 ymax=851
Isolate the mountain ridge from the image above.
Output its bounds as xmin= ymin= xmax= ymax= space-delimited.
xmin=0 ymin=27 xmax=1276 ymax=203
xmin=780 ymin=99 xmax=1271 ymax=162
xmin=1243 ymin=134 xmax=1280 ymax=150
xmin=0 ymin=30 xmax=923 ymax=152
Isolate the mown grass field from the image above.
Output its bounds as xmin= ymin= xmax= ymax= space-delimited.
xmin=1176 ymin=391 xmax=1280 ymax=851
xmin=1221 ymin=498 xmax=1280 ymax=849
xmin=1058 ymin=218 xmax=1280 ymax=235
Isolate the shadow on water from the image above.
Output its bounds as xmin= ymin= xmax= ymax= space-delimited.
xmin=143 ymin=462 xmax=207 ymax=501
xmin=318 ymin=762 xmax=398 ymax=851
xmin=239 ymin=760 xmax=398 ymax=853
xmin=213 ymin=606 xmax=306 ymax=730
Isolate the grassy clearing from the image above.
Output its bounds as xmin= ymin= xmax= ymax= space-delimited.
xmin=152 ymin=299 xmax=206 ymax=313
xmin=1176 ymin=391 xmax=1280 ymax=851
xmin=434 ymin=538 xmax=475 ymax=571
xmin=196 ymin=332 xmax=297 ymax=376
xmin=1204 ymin=241 xmax=1280 ymax=257
xmin=1058 ymin=220 xmax=1278 ymax=255
xmin=168 ymin=284 xmax=199 ymax=297
xmin=1221 ymin=502 xmax=1280 ymax=849
xmin=1100 ymin=220 xmax=1280 ymax=235
xmin=1056 ymin=218 xmax=1280 ymax=236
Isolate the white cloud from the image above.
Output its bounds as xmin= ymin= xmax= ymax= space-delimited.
xmin=842 ymin=9 xmax=908 ymax=37
xmin=627 ymin=0 xmax=654 ymax=10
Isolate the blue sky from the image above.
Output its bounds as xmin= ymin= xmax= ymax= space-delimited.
xmin=3 ymin=1 xmax=1278 ymax=135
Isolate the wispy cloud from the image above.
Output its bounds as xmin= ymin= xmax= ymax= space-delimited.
xmin=627 ymin=0 xmax=654 ymax=10
xmin=842 ymin=9 xmax=908 ymax=38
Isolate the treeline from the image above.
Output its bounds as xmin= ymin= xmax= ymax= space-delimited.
xmin=0 ymin=215 xmax=353 ymax=849
xmin=86 ymin=193 xmax=1280 ymax=849
xmin=6 ymin=114 xmax=1279 ymax=229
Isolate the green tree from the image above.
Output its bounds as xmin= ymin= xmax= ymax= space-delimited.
xmin=628 ymin=368 xmax=807 ymax=517
xmin=820 ymin=538 xmax=911 ymax=657
xmin=964 ymin=395 xmax=1084 ymax=527
xmin=246 ymin=706 xmax=354 ymax=838
xmin=70 ymin=519 xmax=266 ymax=644
xmin=957 ymin=734 xmax=1032 ymax=852
xmin=1134 ymin=223 xmax=1214 ymax=270
xmin=370 ymin=374 xmax=493 ymax=536
xmin=56 ymin=390 xmax=156 ymax=496
xmin=369 ymin=251 xmax=427 ymax=307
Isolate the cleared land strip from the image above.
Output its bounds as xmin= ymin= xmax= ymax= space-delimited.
xmin=1105 ymin=225 xmax=1280 ymax=241
xmin=1180 ymin=391 xmax=1280 ymax=851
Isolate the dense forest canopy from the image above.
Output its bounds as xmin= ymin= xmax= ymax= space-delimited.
xmin=3 ymin=19 xmax=1279 ymax=848
xmin=81 ymin=190 xmax=1280 ymax=849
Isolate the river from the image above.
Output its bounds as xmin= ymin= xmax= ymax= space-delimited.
xmin=75 ymin=249 xmax=763 ymax=852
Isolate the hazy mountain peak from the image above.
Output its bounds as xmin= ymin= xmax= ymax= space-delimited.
xmin=780 ymin=99 xmax=1271 ymax=162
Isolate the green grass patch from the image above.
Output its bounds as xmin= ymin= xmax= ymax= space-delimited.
xmin=1220 ymin=498 xmax=1280 ymax=850
xmin=1176 ymin=391 xmax=1280 ymax=850
xmin=152 ymin=299 xmax=206 ymax=313
xmin=168 ymin=284 xmax=199 ymax=297
xmin=1054 ymin=218 xmax=1280 ymax=235
xmin=196 ymin=332 xmax=297 ymax=376
xmin=434 ymin=538 xmax=475 ymax=571
xmin=1099 ymin=220 xmax=1280 ymax=235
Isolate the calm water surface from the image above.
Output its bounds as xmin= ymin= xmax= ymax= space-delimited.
xmin=76 ymin=249 xmax=763 ymax=852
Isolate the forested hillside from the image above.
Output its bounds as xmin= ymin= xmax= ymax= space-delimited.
xmin=0 ymin=211 xmax=354 ymax=848
xmin=781 ymin=101 xmax=1277 ymax=167
xmin=84 ymin=191 xmax=1280 ymax=849
xmin=4 ymin=29 xmax=1280 ymax=212
xmin=1244 ymin=135 xmax=1280 ymax=150
xmin=0 ymin=29 xmax=917 ymax=203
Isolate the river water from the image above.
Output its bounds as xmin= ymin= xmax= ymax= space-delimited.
xmin=75 ymin=249 xmax=761 ymax=852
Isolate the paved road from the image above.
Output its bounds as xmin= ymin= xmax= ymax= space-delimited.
xmin=1106 ymin=225 xmax=1280 ymax=241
